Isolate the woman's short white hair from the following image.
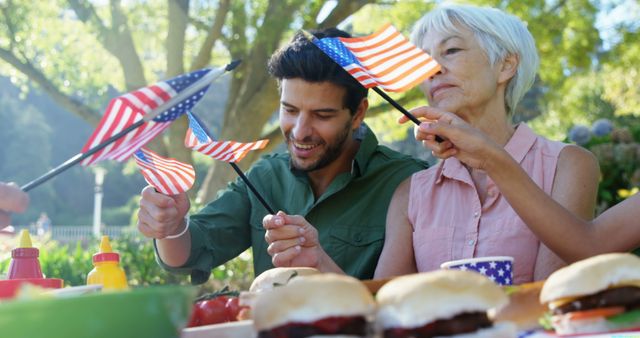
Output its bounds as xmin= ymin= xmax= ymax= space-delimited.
xmin=411 ymin=4 xmax=539 ymax=117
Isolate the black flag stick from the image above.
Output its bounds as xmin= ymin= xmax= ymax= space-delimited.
xmin=188 ymin=113 xmax=275 ymax=214
xmin=21 ymin=60 xmax=241 ymax=192
xmin=371 ymin=87 xmax=443 ymax=142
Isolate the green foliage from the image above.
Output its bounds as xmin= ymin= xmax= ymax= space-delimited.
xmin=40 ymin=241 xmax=94 ymax=286
xmin=351 ymin=1 xmax=435 ymax=34
xmin=530 ymin=71 xmax=616 ymax=140
xmin=0 ymin=1 xmax=120 ymax=106
xmin=0 ymin=233 xmax=253 ymax=291
xmin=113 ymin=232 xmax=189 ymax=286
xmin=567 ymin=118 xmax=640 ymax=212
xmin=601 ymin=30 xmax=640 ymax=117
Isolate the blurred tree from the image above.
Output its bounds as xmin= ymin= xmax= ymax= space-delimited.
xmin=0 ymin=0 xmax=374 ymax=205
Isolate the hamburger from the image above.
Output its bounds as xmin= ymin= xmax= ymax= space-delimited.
xmin=238 ymin=267 xmax=320 ymax=320
xmin=540 ymin=253 xmax=640 ymax=336
xmin=252 ymin=273 xmax=376 ymax=337
xmin=376 ymin=270 xmax=516 ymax=337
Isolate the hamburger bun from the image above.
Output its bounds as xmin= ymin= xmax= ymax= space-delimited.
xmin=540 ymin=253 xmax=640 ymax=305
xmin=376 ymin=270 xmax=509 ymax=330
xmin=253 ymin=273 xmax=375 ymax=332
xmin=250 ymin=267 xmax=320 ymax=293
xmin=237 ymin=267 xmax=321 ymax=320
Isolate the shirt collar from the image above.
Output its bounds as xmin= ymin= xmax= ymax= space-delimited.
xmin=351 ymin=123 xmax=377 ymax=177
xmin=436 ymin=123 xmax=536 ymax=184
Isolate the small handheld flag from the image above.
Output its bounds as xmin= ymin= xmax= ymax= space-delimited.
xmin=310 ymin=24 xmax=440 ymax=92
xmin=133 ymin=148 xmax=195 ymax=195
xmin=185 ymin=111 xmax=274 ymax=214
xmin=80 ymin=68 xmax=213 ymax=166
xmin=185 ymin=112 xmax=269 ymax=163
xmin=308 ymin=26 xmax=442 ymax=139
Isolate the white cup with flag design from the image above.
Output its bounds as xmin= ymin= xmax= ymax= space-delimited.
xmin=440 ymin=256 xmax=514 ymax=286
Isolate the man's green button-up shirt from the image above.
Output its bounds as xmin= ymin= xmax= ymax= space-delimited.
xmin=158 ymin=126 xmax=428 ymax=283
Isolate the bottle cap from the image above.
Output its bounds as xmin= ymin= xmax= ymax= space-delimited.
xmin=18 ymin=229 xmax=33 ymax=248
xmin=92 ymin=236 xmax=120 ymax=263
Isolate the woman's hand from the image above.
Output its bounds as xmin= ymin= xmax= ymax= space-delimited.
xmin=399 ymin=106 xmax=502 ymax=171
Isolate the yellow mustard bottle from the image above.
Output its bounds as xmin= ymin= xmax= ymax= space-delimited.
xmin=87 ymin=235 xmax=128 ymax=290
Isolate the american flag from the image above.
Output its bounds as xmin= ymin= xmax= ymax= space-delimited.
xmin=185 ymin=112 xmax=269 ymax=163
xmin=80 ymin=68 xmax=212 ymax=166
xmin=312 ymin=24 xmax=440 ymax=92
xmin=133 ymin=147 xmax=195 ymax=195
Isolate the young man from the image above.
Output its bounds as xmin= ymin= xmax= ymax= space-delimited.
xmin=136 ymin=28 xmax=427 ymax=283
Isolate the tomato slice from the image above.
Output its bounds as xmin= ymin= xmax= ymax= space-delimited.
xmin=566 ymin=306 xmax=626 ymax=321
xmin=195 ymin=296 xmax=231 ymax=326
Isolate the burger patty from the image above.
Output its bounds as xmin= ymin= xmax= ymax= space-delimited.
xmin=383 ymin=312 xmax=492 ymax=338
xmin=553 ymin=286 xmax=640 ymax=315
xmin=258 ymin=315 xmax=367 ymax=338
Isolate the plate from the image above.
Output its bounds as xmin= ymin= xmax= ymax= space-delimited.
xmin=47 ymin=284 xmax=103 ymax=297
xmin=181 ymin=320 xmax=254 ymax=338
xmin=0 ymin=278 xmax=64 ymax=299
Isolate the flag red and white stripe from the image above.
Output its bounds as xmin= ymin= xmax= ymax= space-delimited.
xmin=184 ymin=111 xmax=269 ymax=163
xmin=133 ymin=147 xmax=195 ymax=195
xmin=189 ymin=139 xmax=269 ymax=163
xmin=312 ymin=24 xmax=440 ymax=92
xmin=80 ymin=68 xmax=211 ymax=166
xmin=81 ymin=85 xmax=174 ymax=165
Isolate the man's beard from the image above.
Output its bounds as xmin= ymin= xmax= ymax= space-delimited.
xmin=288 ymin=119 xmax=353 ymax=172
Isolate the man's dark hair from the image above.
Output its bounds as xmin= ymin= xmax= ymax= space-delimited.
xmin=268 ymin=28 xmax=368 ymax=115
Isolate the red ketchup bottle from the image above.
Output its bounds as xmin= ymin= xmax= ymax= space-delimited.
xmin=7 ymin=230 xmax=44 ymax=279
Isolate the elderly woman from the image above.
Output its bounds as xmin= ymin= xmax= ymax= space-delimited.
xmin=374 ymin=4 xmax=600 ymax=284
xmin=405 ymin=109 xmax=640 ymax=263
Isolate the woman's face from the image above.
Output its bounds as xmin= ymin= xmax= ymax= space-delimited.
xmin=419 ymin=25 xmax=503 ymax=117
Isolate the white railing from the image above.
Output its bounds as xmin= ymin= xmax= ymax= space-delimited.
xmin=10 ymin=225 xmax=136 ymax=242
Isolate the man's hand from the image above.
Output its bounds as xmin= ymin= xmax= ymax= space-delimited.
xmin=0 ymin=182 xmax=29 ymax=228
xmin=262 ymin=211 xmax=323 ymax=268
xmin=137 ymin=186 xmax=191 ymax=239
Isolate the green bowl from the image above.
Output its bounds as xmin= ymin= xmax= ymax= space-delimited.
xmin=0 ymin=285 xmax=195 ymax=338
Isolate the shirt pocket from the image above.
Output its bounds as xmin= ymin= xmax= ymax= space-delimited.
xmin=479 ymin=218 xmax=538 ymax=284
xmin=413 ymin=225 xmax=454 ymax=272
xmin=328 ymin=226 xmax=385 ymax=279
